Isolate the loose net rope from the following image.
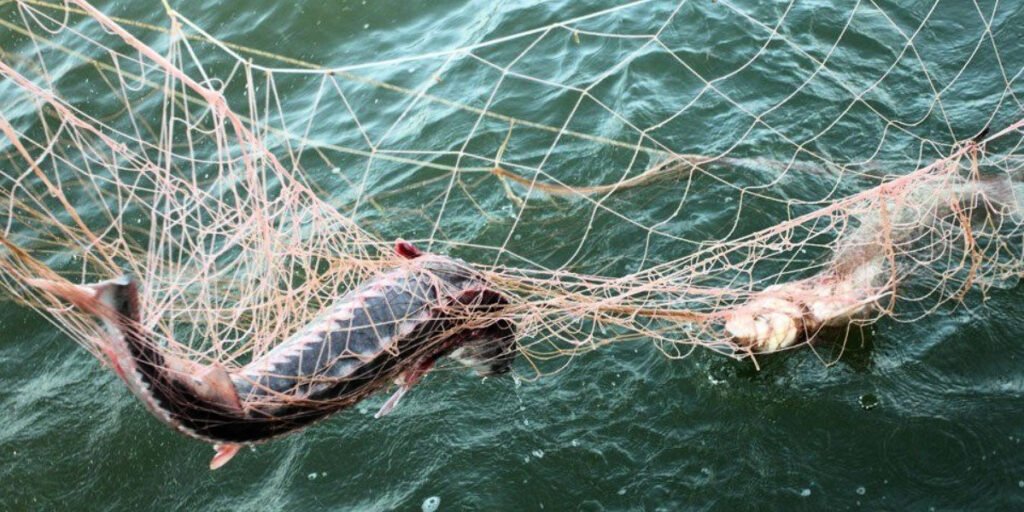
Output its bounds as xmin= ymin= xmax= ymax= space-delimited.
xmin=1 ymin=0 xmax=1023 ymax=381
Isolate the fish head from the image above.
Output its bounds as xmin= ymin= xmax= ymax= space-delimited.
xmin=450 ymin=319 xmax=517 ymax=377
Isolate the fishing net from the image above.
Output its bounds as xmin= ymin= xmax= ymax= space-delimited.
xmin=1 ymin=0 xmax=1023 ymax=386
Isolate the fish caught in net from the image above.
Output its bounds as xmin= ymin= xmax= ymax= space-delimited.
xmin=1 ymin=0 xmax=1022 ymax=467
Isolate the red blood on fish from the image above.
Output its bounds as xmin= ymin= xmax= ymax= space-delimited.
xmin=395 ymin=239 xmax=423 ymax=259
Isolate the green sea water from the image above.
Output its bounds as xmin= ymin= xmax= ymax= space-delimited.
xmin=2 ymin=0 xmax=1024 ymax=510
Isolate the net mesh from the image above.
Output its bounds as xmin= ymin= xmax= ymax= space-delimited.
xmin=1 ymin=0 xmax=1023 ymax=383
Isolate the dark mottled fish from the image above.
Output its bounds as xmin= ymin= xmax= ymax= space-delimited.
xmin=29 ymin=240 xmax=516 ymax=468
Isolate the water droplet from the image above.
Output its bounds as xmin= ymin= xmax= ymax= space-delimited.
xmin=570 ymin=439 xmax=580 ymax=447
xmin=307 ymin=472 xmax=317 ymax=480
xmin=859 ymin=393 xmax=879 ymax=410
xmin=532 ymin=449 xmax=544 ymax=459
xmin=856 ymin=486 xmax=866 ymax=495
xmin=1018 ymin=480 xmax=1023 ymax=488
xmin=617 ymin=488 xmax=627 ymax=496
xmin=799 ymin=488 xmax=811 ymax=497
xmin=422 ymin=496 xmax=441 ymax=512
xmin=363 ymin=23 xmax=370 ymax=29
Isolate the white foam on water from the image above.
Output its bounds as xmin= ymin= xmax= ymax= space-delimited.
xmin=422 ymin=496 xmax=441 ymax=512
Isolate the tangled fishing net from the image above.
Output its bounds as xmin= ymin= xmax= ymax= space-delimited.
xmin=1 ymin=0 xmax=1023 ymax=386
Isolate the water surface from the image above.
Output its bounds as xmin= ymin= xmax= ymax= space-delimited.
xmin=2 ymin=0 xmax=1024 ymax=510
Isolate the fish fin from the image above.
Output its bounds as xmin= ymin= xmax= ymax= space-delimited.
xmin=162 ymin=356 xmax=244 ymax=414
xmin=210 ymin=443 xmax=241 ymax=470
xmin=374 ymin=385 xmax=409 ymax=419
xmin=196 ymin=363 xmax=245 ymax=413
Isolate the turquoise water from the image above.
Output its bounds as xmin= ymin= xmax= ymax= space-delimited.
xmin=2 ymin=0 xmax=1024 ymax=510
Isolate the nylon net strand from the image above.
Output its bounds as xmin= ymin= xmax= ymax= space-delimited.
xmin=0 ymin=0 xmax=1022 ymax=386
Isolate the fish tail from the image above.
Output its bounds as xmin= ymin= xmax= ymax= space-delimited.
xmin=24 ymin=274 xmax=137 ymax=324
